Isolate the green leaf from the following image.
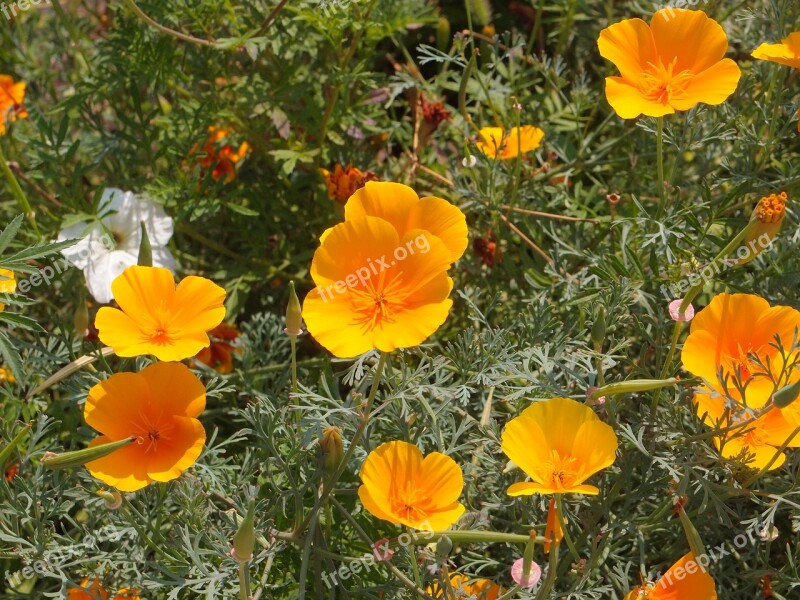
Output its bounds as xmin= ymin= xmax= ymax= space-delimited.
xmin=0 ymin=215 xmax=24 ymax=255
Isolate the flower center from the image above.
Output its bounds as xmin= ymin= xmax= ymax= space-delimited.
xmin=148 ymin=327 xmax=172 ymax=346
xmin=349 ymin=273 xmax=407 ymax=332
xmin=544 ymin=451 xmax=579 ymax=490
xmin=639 ymin=58 xmax=694 ymax=105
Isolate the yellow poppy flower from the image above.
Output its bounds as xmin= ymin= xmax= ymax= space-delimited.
xmin=476 ymin=125 xmax=545 ymax=160
xmin=625 ymin=552 xmax=717 ymax=600
xmin=303 ymin=216 xmax=455 ymax=358
xmin=0 ymin=74 xmax=27 ymax=135
xmin=501 ymin=397 xmax=618 ymax=496
xmin=95 ymin=265 xmax=227 ymax=361
xmin=597 ymin=9 xmax=741 ymax=118
xmin=752 ymin=32 xmax=800 ymax=68
xmin=681 ymin=293 xmax=800 ymax=409
xmin=341 ymin=181 xmax=468 ymax=264
xmin=358 ymin=440 xmax=465 ymax=531
xmin=427 ymin=573 xmax=503 ymax=599
xmin=0 ymin=268 xmax=15 ymax=311
xmin=694 ymin=386 xmax=800 ymax=471
xmin=84 ymin=361 xmax=206 ymax=492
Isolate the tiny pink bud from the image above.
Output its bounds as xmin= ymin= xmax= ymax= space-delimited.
xmin=668 ymin=299 xmax=695 ymax=322
xmin=511 ymin=557 xmax=541 ymax=588
xmin=586 ymin=387 xmax=606 ymax=406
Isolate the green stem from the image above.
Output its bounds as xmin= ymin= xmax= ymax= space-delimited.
xmin=656 ymin=116 xmax=667 ymax=218
xmin=0 ymin=143 xmax=39 ymax=237
xmin=534 ymin=538 xmax=560 ymax=600
xmin=389 ymin=529 xmax=547 ymax=548
xmin=295 ymin=352 xmax=388 ymax=534
xmin=238 ymin=562 xmax=252 ymax=600
xmin=290 ymin=336 xmax=298 ymax=395
xmin=555 ymin=495 xmax=580 ymax=561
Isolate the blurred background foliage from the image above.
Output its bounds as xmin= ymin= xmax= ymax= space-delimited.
xmin=1 ymin=0 xmax=800 ymax=597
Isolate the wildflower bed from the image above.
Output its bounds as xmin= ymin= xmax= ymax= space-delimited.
xmin=1 ymin=1 xmax=800 ymax=598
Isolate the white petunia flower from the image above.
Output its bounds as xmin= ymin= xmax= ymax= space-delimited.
xmin=58 ymin=188 xmax=176 ymax=304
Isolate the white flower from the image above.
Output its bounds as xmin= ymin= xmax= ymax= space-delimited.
xmin=58 ymin=188 xmax=175 ymax=304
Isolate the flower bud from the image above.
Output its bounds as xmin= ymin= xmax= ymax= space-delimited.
xmin=96 ymin=488 xmax=123 ymax=510
xmin=137 ymin=222 xmax=153 ymax=267
xmin=41 ymin=436 xmax=136 ymax=470
xmin=738 ymin=192 xmax=787 ymax=265
xmin=591 ymin=307 xmax=606 ymax=351
xmin=320 ymin=426 xmax=344 ymax=473
xmin=284 ymin=281 xmax=303 ymax=337
xmin=773 ymin=380 xmax=800 ymax=409
xmin=436 ymin=17 xmax=451 ymax=52
xmin=231 ymin=499 xmax=256 ymax=564
xmin=73 ymin=297 xmax=90 ymax=337
xmin=0 ymin=422 xmax=31 ymax=469
xmin=677 ymin=505 xmax=706 ymax=560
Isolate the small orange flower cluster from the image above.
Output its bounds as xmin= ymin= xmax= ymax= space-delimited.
xmin=320 ymin=163 xmax=379 ymax=205
xmin=67 ymin=577 xmax=139 ymax=600
xmin=427 ymin=573 xmax=503 ymax=599
xmin=192 ymin=125 xmax=251 ymax=183
xmin=0 ymin=74 xmax=27 ymax=135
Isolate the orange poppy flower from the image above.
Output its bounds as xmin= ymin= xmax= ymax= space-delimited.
xmin=501 ymin=397 xmax=618 ymax=496
xmin=193 ymin=322 xmax=240 ymax=373
xmin=694 ymin=385 xmax=800 ymax=471
xmin=0 ymin=268 xmax=16 ymax=311
xmin=95 ymin=265 xmax=227 ymax=362
xmin=320 ymin=163 xmax=379 ymax=205
xmin=0 ymin=74 xmax=27 ymax=135
xmin=427 ymin=573 xmax=503 ymax=599
xmin=358 ymin=440 xmax=465 ymax=531
xmin=624 ymin=552 xmax=717 ymax=599
xmin=84 ymin=361 xmax=206 ymax=492
xmin=192 ymin=125 xmax=250 ymax=183
xmin=598 ymin=9 xmax=741 ymax=118
xmin=752 ymin=32 xmax=800 ymax=68
xmin=681 ymin=293 xmax=800 ymax=409
xmin=67 ymin=578 xmax=140 ymax=600
xmin=340 ymin=181 xmax=468 ymax=264
xmin=476 ymin=125 xmax=544 ymax=160
xmin=303 ymin=216 xmax=454 ymax=357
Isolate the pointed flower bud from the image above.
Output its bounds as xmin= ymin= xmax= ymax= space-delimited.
xmin=0 ymin=422 xmax=31 ymax=469
xmin=773 ymin=380 xmax=800 ymax=409
xmin=41 ymin=436 xmax=136 ymax=470
xmin=284 ymin=281 xmax=303 ymax=337
xmin=137 ymin=222 xmax=153 ymax=267
xmin=232 ymin=499 xmax=256 ymax=564
xmin=677 ymin=505 xmax=706 ymax=560
xmin=320 ymin=426 xmax=344 ymax=473
xmin=591 ymin=307 xmax=606 ymax=351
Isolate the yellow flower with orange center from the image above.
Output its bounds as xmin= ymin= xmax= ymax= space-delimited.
xmin=427 ymin=573 xmax=503 ymax=599
xmin=192 ymin=125 xmax=250 ymax=183
xmin=752 ymin=32 xmax=800 ymax=68
xmin=501 ymin=397 xmax=618 ymax=496
xmin=0 ymin=268 xmax=16 ymax=311
xmin=320 ymin=163 xmax=379 ymax=205
xmin=358 ymin=440 xmax=465 ymax=531
xmin=624 ymin=553 xmax=717 ymax=600
xmin=84 ymin=361 xmax=206 ymax=492
xmin=303 ymin=182 xmax=467 ymax=358
xmin=476 ymin=125 xmax=544 ymax=160
xmin=681 ymin=293 xmax=800 ymax=410
xmin=67 ymin=578 xmax=140 ymax=599
xmin=597 ymin=9 xmax=741 ymax=118
xmin=0 ymin=74 xmax=27 ymax=135
xmin=694 ymin=385 xmax=800 ymax=470
xmin=95 ymin=266 xmax=227 ymax=362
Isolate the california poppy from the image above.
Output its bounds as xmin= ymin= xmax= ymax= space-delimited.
xmin=67 ymin=578 xmax=140 ymax=600
xmin=598 ymin=9 xmax=740 ymax=118
xmin=476 ymin=125 xmax=544 ymax=160
xmin=501 ymin=397 xmax=618 ymax=496
xmin=84 ymin=361 xmax=206 ymax=492
xmin=358 ymin=440 xmax=465 ymax=531
xmin=752 ymin=32 xmax=800 ymax=68
xmin=0 ymin=268 xmax=15 ymax=311
xmin=95 ymin=265 xmax=227 ymax=361
xmin=303 ymin=216 xmax=455 ymax=358
xmin=0 ymin=74 xmax=27 ymax=135
xmin=193 ymin=322 xmax=240 ymax=373
xmin=624 ymin=552 xmax=717 ymax=599
xmin=427 ymin=573 xmax=503 ymax=599
xmin=681 ymin=293 xmax=800 ymax=409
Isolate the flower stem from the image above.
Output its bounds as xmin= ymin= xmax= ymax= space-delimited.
xmin=0 ymin=142 xmax=39 ymax=238
xmin=238 ymin=562 xmax=252 ymax=600
xmin=656 ymin=116 xmax=667 ymax=218
xmin=534 ymin=537 xmax=560 ymax=600
xmin=390 ymin=529 xmax=547 ymax=548
xmin=295 ymin=352 xmax=388 ymax=534
xmin=289 ymin=336 xmax=298 ymax=395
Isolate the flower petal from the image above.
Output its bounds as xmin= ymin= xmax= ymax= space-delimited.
xmin=670 ymin=58 xmax=741 ymax=111
xmin=344 ymin=181 xmax=418 ymax=232
xmin=604 ymin=76 xmax=675 ymax=118
xmin=650 ymin=9 xmax=731 ymax=73
xmin=408 ymin=196 xmax=468 ymax=263
xmin=85 ymin=435 xmax=151 ymax=492
xmin=597 ymin=17 xmax=656 ymax=81
xmin=146 ymin=416 xmax=206 ymax=482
